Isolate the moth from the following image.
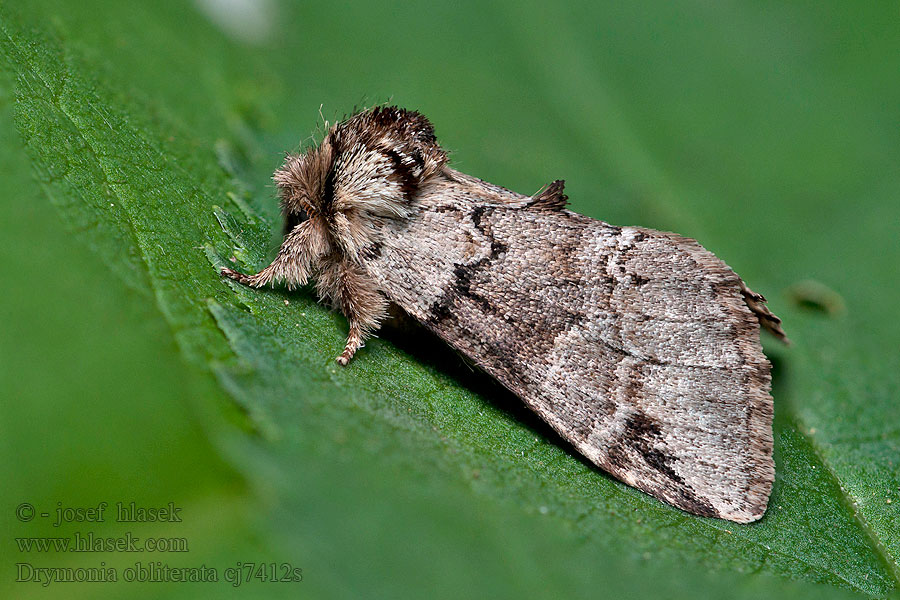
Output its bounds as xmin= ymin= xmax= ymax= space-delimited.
xmin=221 ymin=106 xmax=787 ymax=523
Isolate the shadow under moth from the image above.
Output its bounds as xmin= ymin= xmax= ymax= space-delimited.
xmin=221 ymin=106 xmax=788 ymax=523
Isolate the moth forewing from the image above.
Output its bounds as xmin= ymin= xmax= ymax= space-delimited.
xmin=220 ymin=106 xmax=784 ymax=523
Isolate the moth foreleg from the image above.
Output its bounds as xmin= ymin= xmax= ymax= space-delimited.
xmin=220 ymin=221 xmax=318 ymax=290
xmin=221 ymin=264 xmax=281 ymax=288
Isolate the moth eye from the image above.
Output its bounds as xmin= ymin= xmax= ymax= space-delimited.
xmin=282 ymin=206 xmax=310 ymax=237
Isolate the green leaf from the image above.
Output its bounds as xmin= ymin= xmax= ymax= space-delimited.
xmin=2 ymin=1 xmax=898 ymax=598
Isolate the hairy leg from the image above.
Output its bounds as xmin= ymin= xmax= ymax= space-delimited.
xmin=337 ymin=321 xmax=365 ymax=366
xmin=220 ymin=220 xmax=320 ymax=290
xmin=316 ymin=260 xmax=389 ymax=365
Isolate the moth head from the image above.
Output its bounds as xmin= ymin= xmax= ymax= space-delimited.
xmin=273 ymin=106 xmax=446 ymax=255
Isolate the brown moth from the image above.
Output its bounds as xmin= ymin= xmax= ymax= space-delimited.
xmin=221 ymin=106 xmax=787 ymax=523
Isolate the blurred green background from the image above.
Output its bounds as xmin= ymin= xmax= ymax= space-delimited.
xmin=1 ymin=1 xmax=898 ymax=598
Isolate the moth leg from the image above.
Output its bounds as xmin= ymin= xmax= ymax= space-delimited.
xmin=337 ymin=321 xmax=365 ymax=366
xmin=221 ymin=265 xmax=278 ymax=288
xmin=220 ymin=221 xmax=316 ymax=290
xmin=320 ymin=261 xmax=389 ymax=366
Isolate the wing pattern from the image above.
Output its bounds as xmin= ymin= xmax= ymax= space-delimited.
xmin=362 ymin=171 xmax=775 ymax=522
